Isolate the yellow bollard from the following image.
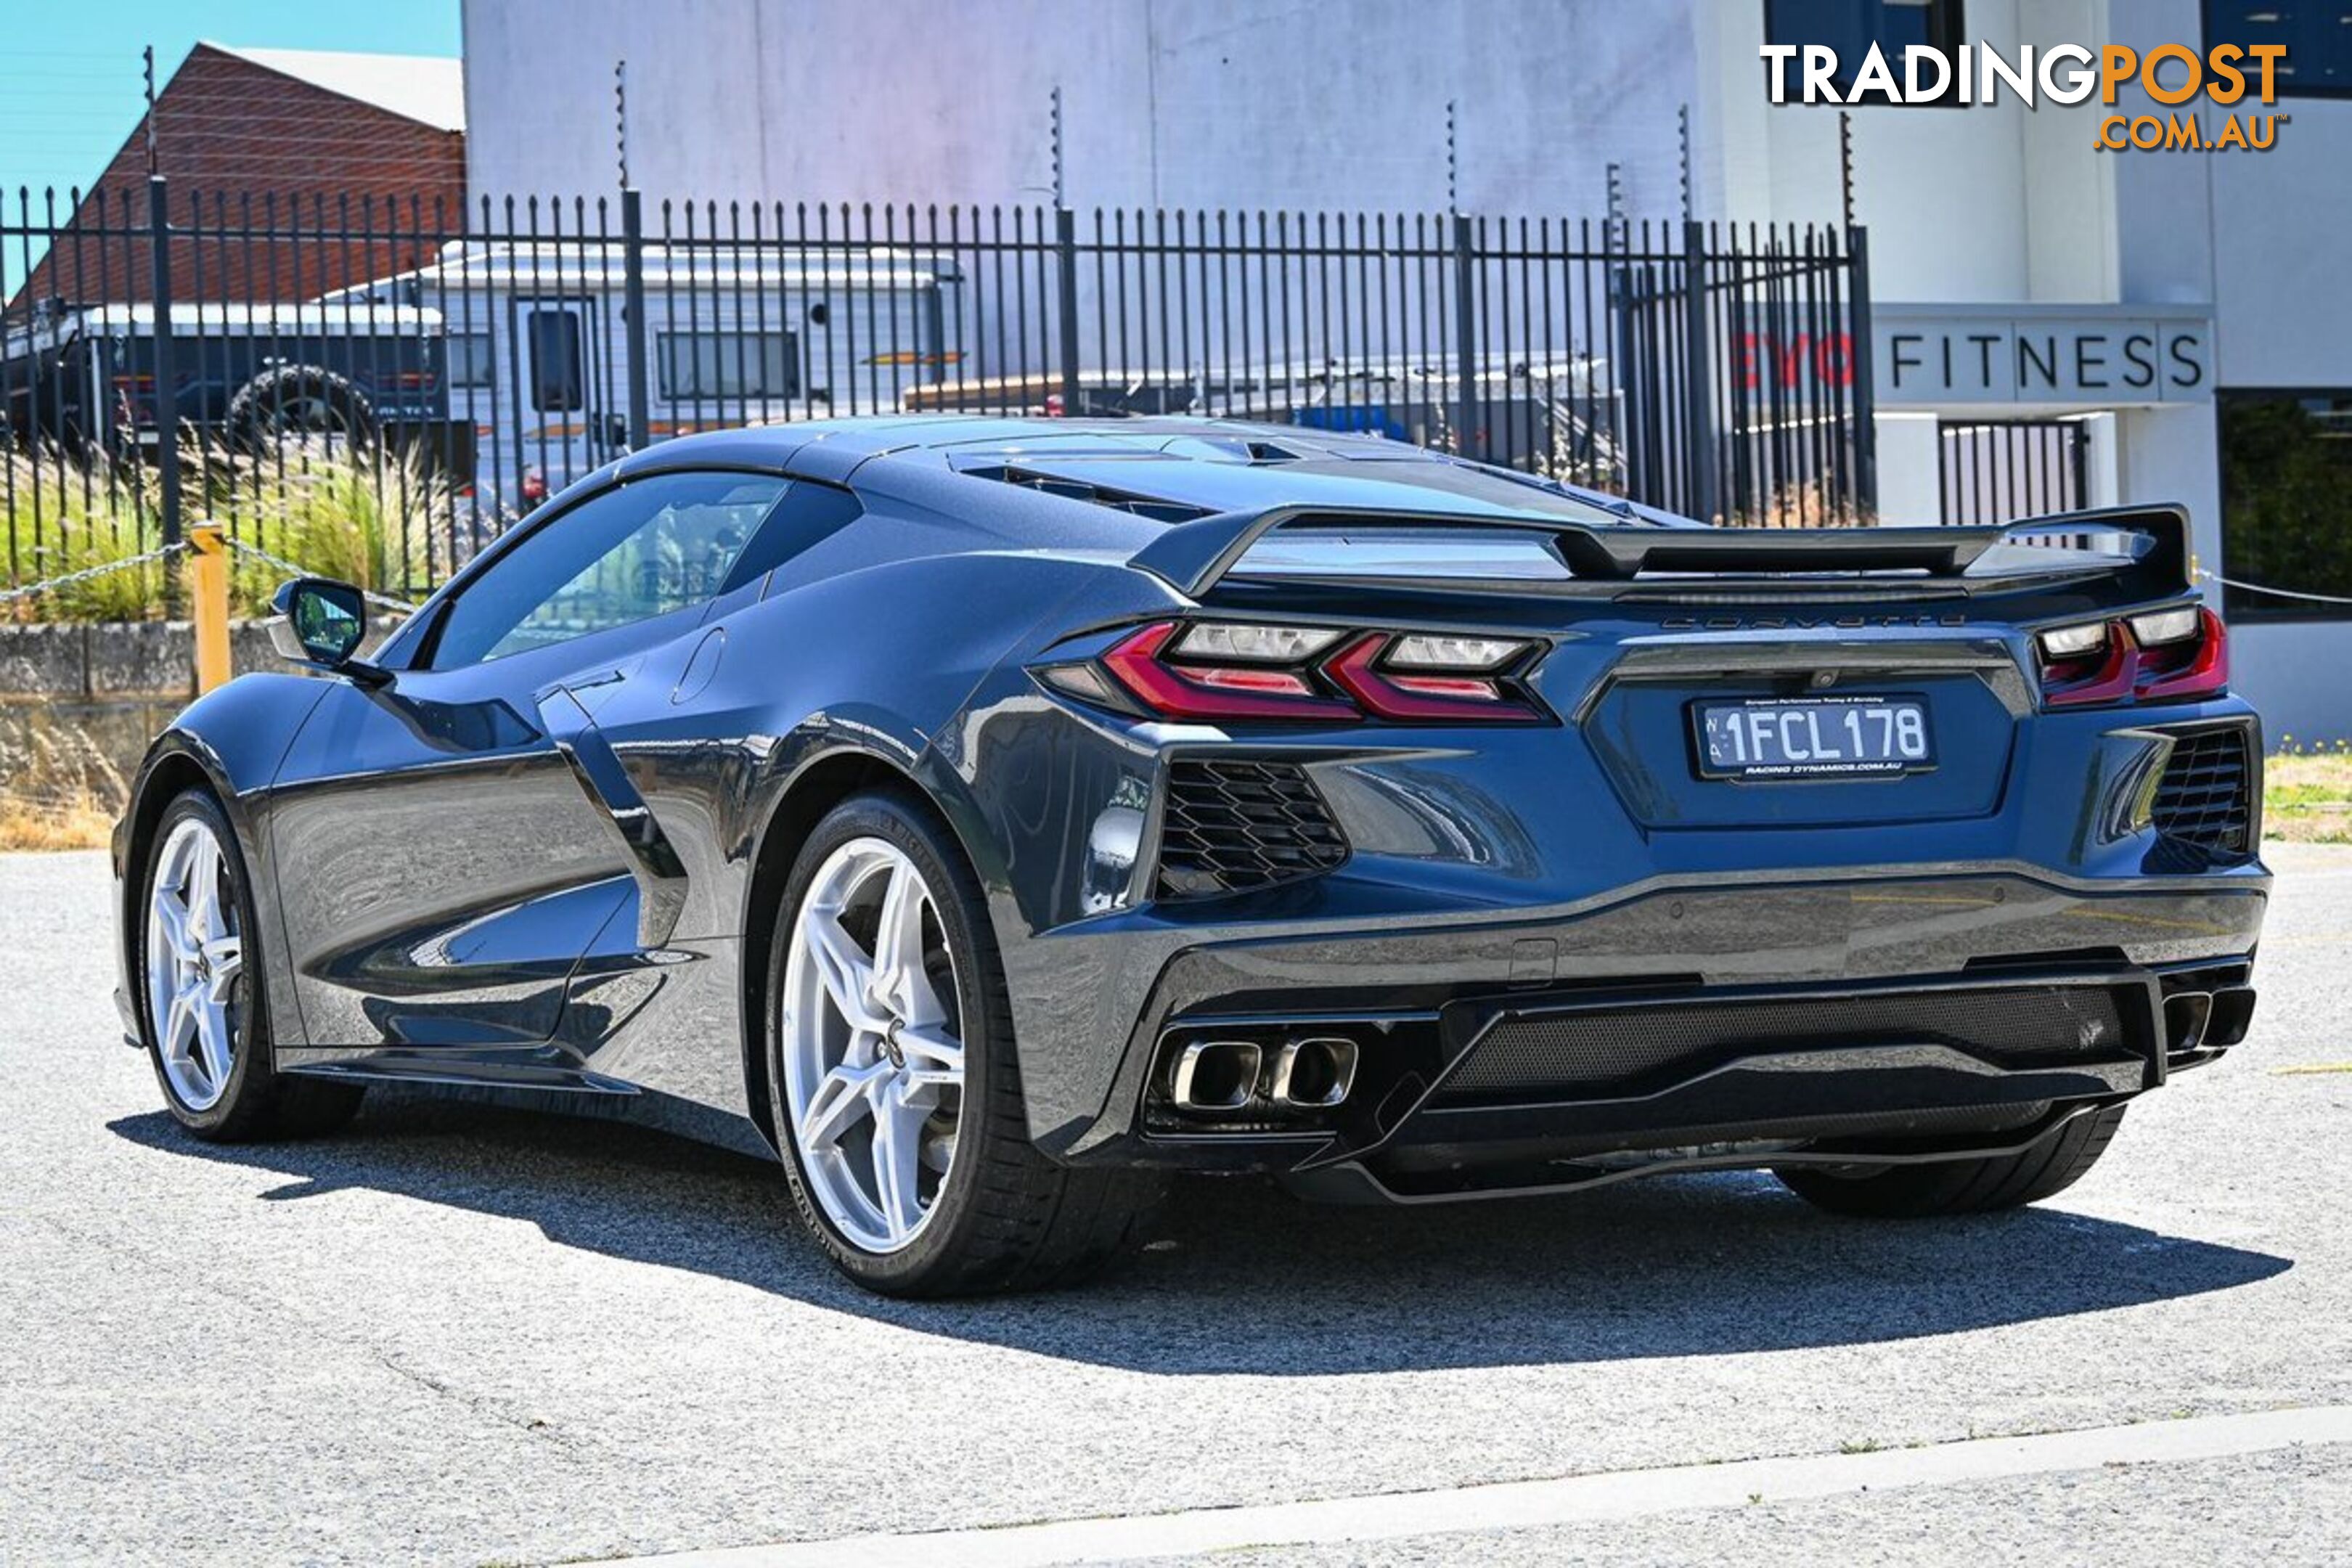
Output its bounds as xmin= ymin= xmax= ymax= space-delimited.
xmin=189 ymin=521 xmax=231 ymax=693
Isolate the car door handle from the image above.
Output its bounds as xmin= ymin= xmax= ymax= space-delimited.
xmin=536 ymin=685 xmax=688 ymax=947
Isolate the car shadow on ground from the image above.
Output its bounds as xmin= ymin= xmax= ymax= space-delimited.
xmin=110 ymin=1093 xmax=2291 ymax=1376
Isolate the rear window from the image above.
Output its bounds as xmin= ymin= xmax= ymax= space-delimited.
xmin=1234 ymin=526 xmax=1573 ymax=582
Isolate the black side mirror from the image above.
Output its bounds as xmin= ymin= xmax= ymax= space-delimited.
xmin=269 ymin=578 xmax=388 ymax=683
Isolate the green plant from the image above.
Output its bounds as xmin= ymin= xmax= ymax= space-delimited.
xmin=1 ymin=448 xmax=171 ymax=621
xmin=6 ymin=436 xmax=456 ymax=621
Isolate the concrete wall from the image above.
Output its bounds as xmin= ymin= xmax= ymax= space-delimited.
xmin=463 ymin=0 xmax=1704 ymax=218
xmin=0 ymin=620 xmax=396 ymax=702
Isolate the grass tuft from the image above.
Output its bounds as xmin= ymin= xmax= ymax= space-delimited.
xmin=2265 ymin=738 xmax=2352 ymax=845
xmin=0 ymin=708 xmax=126 ymax=852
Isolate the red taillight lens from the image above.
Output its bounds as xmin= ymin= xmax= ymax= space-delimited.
xmin=1087 ymin=621 xmax=1545 ymax=724
xmin=1326 ymin=632 xmax=1543 ymax=722
xmin=2041 ymin=607 xmax=2228 ymax=708
xmin=1100 ymin=621 xmax=1357 ymax=722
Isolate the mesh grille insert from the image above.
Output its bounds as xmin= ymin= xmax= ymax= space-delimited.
xmin=2152 ymin=727 xmax=2253 ymax=856
xmin=1440 ymin=984 xmax=2131 ymax=1103
xmin=1156 ymin=759 xmax=1349 ymax=899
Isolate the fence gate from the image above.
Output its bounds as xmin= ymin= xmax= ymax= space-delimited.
xmin=1938 ymin=417 xmax=2087 ymax=526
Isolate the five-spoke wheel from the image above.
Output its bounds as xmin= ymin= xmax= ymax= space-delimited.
xmin=145 ymin=813 xmax=245 ymax=1111
xmin=138 ymin=789 xmax=363 ymax=1140
xmin=766 ymin=792 xmax=1157 ymax=1296
xmin=779 ymin=836 xmax=965 ymax=1254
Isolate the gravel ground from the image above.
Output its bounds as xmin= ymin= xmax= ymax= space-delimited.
xmin=3 ymin=844 xmax=2348 ymax=1566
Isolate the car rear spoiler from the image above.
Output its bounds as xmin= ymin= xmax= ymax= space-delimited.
xmin=1128 ymin=502 xmax=2194 ymax=603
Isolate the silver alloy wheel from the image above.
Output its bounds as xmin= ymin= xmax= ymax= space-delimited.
xmin=780 ymin=837 xmax=966 ymax=1254
xmin=145 ymin=816 xmax=245 ymax=1111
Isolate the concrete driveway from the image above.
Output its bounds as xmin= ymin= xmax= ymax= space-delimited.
xmin=4 ymin=846 xmax=2349 ymax=1565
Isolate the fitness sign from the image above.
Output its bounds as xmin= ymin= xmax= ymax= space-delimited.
xmin=1761 ymin=38 xmax=2290 ymax=153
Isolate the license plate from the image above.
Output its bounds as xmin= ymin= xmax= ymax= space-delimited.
xmin=1693 ymin=695 xmax=1935 ymax=780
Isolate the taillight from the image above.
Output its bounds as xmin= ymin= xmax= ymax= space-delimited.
xmin=2039 ymin=606 xmax=2228 ymax=708
xmin=1062 ymin=620 xmax=1547 ymax=724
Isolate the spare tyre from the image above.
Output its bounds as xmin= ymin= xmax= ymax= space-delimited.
xmin=226 ymin=364 xmax=375 ymax=451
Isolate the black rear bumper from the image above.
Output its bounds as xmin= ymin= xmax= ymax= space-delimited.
xmin=1112 ymin=959 xmax=2255 ymax=1204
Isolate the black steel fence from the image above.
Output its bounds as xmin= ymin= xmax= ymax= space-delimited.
xmin=4 ymin=179 xmax=1875 ymax=605
xmin=1939 ymin=417 xmax=2088 ymax=526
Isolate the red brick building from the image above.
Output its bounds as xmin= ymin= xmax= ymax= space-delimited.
xmin=9 ymin=43 xmax=465 ymax=314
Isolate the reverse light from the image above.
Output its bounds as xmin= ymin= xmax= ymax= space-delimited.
xmin=1387 ymin=634 xmax=1528 ymax=670
xmin=2129 ymin=608 xmax=2200 ymax=645
xmin=1172 ymin=621 xmax=1344 ymax=663
xmin=2038 ymin=622 xmax=2109 ymax=661
xmin=1077 ymin=620 xmax=1548 ymax=724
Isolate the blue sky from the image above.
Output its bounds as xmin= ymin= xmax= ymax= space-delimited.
xmin=0 ymin=0 xmax=460 ymax=205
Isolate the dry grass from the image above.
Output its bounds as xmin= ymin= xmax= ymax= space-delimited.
xmin=2266 ymin=742 xmax=2352 ymax=845
xmin=0 ymin=709 xmax=126 ymax=852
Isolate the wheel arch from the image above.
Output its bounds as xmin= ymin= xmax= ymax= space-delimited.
xmin=116 ymin=738 xmax=243 ymax=994
xmin=736 ymin=742 xmax=1004 ymax=1156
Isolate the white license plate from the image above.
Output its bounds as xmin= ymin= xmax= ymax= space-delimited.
xmin=1694 ymin=695 xmax=1935 ymax=780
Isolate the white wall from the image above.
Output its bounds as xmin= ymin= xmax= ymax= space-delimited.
xmin=462 ymin=0 xmax=1704 ymax=218
xmin=1692 ymin=0 xmax=2116 ymax=305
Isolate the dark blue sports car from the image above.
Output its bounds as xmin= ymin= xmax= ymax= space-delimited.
xmin=113 ymin=417 xmax=2267 ymax=1296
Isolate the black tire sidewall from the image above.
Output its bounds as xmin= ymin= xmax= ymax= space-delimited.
xmin=764 ymin=791 xmax=1012 ymax=1292
xmin=137 ymin=790 xmax=271 ymax=1134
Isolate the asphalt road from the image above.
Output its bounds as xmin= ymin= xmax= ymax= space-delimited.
xmin=4 ymin=845 xmax=2350 ymax=1567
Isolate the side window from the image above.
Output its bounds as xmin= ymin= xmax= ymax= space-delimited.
xmin=430 ymin=471 xmax=789 ymax=667
xmin=721 ymin=479 xmax=865 ymax=591
xmin=526 ymin=309 xmax=583 ymax=412
xmin=657 ymin=331 xmax=803 ymax=400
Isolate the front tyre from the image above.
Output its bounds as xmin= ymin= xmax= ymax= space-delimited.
xmin=139 ymin=789 xmax=363 ymax=1140
xmin=1773 ymin=1105 xmax=2127 ymax=1218
xmin=767 ymin=791 xmax=1159 ymax=1297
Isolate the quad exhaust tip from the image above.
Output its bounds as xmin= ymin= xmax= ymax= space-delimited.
xmin=1169 ymin=1034 xmax=1360 ymax=1112
xmin=1172 ymin=1040 xmax=1262 ymax=1111
xmin=1272 ymin=1036 xmax=1359 ymax=1108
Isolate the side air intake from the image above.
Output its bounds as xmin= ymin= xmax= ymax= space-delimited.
xmin=1155 ymin=759 xmax=1349 ymax=899
xmin=967 ymin=465 xmax=1213 ymax=524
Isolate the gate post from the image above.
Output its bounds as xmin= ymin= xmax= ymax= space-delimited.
xmin=1681 ymin=220 xmax=1719 ymax=525
xmin=145 ymin=176 xmax=183 ymax=589
xmin=1054 ymin=206 xmax=1082 ymax=415
xmin=621 ymin=187 xmax=652 ymax=451
xmin=1450 ymin=212 xmax=1479 ymax=458
xmin=1846 ymin=225 xmax=1879 ymax=520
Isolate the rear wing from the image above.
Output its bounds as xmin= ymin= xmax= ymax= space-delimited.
xmin=1129 ymin=502 xmax=2192 ymax=605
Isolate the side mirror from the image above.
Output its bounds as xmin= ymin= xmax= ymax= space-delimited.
xmin=269 ymin=578 xmax=388 ymax=683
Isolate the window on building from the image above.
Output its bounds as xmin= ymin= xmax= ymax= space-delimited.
xmin=2203 ymin=4 xmax=2352 ymax=98
xmin=2216 ymin=391 xmax=2352 ymax=621
xmin=525 ymin=309 xmax=584 ymax=412
xmin=656 ymin=331 xmax=801 ymax=401
xmin=1765 ymin=0 xmax=1967 ymax=103
xmin=445 ymin=331 xmax=494 ymax=389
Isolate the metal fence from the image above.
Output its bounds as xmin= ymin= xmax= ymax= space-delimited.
xmin=1939 ymin=417 xmax=2088 ymax=526
xmin=4 ymin=179 xmax=1875 ymax=603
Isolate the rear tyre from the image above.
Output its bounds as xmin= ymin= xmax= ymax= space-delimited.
xmin=138 ymin=789 xmax=364 ymax=1142
xmin=1773 ymin=1105 xmax=2127 ymax=1218
xmin=766 ymin=789 xmax=1161 ymax=1297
